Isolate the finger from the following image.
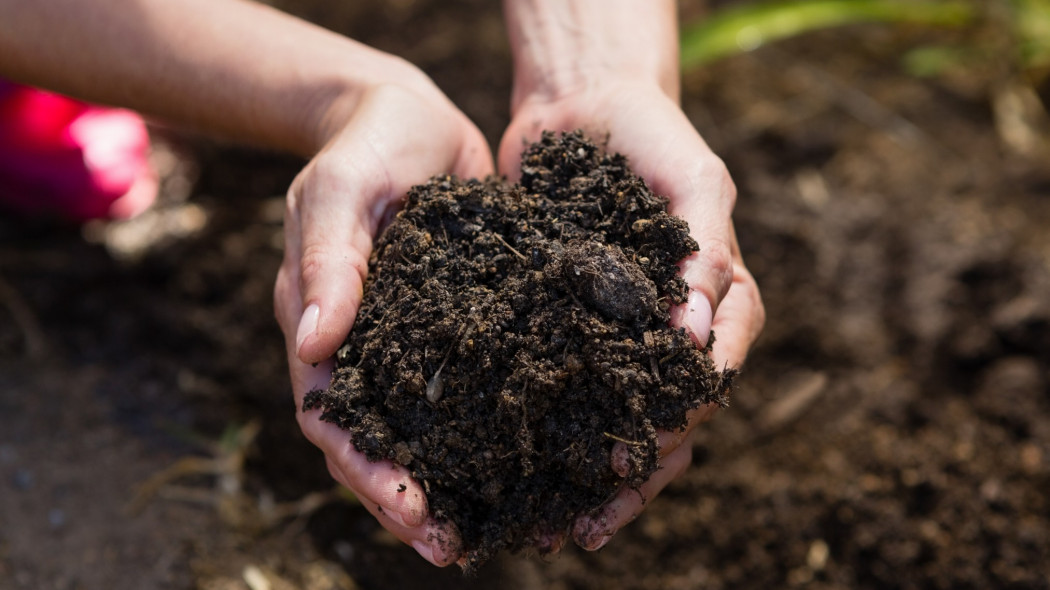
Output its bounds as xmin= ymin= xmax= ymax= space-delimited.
xmin=615 ymin=268 xmax=761 ymax=473
xmin=536 ymin=530 xmax=568 ymax=556
xmin=610 ymin=444 xmax=631 ymax=478
xmin=656 ymin=258 xmax=762 ymax=463
xmin=291 ymin=89 xmax=493 ymax=365
xmin=278 ymin=263 xmax=430 ymax=529
xmin=645 ymin=270 xmax=761 ymax=463
xmin=496 ymin=100 xmax=579 ymax=181
xmin=496 ymin=111 xmax=542 ymax=180
xmin=294 ymin=382 xmax=428 ymax=526
xmin=598 ymin=93 xmax=736 ymax=337
xmin=274 ymin=184 xmax=306 ymax=339
xmin=669 ymin=286 xmax=713 ymax=348
xmin=452 ymin=122 xmax=496 ymax=180
xmin=501 ymin=103 xmax=736 ymax=337
xmin=345 ymin=482 xmax=463 ymax=567
xmin=609 ymin=399 xmax=716 ymax=477
xmin=574 ymin=442 xmax=694 ymax=550
xmin=665 ymin=170 xmax=735 ymax=348
xmin=709 ymin=260 xmax=765 ymax=370
xmin=291 ymin=152 xmax=382 ymax=365
xmin=657 ymin=401 xmax=720 ymax=456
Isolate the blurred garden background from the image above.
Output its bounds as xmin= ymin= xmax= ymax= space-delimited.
xmin=2 ymin=1 xmax=1048 ymax=588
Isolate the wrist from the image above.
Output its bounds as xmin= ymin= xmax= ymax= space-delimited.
xmin=303 ymin=51 xmax=432 ymax=154
xmin=503 ymin=0 xmax=680 ymax=111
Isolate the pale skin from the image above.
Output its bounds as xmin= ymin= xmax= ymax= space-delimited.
xmin=1 ymin=0 xmax=764 ymax=566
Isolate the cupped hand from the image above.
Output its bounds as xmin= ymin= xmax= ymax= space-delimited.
xmin=498 ymin=80 xmax=765 ymax=551
xmin=274 ymin=78 xmax=493 ymax=566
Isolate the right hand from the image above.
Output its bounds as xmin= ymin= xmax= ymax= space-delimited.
xmin=499 ymin=79 xmax=765 ymax=553
xmin=273 ymin=69 xmax=493 ymax=567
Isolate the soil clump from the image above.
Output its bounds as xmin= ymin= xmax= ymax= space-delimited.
xmin=303 ymin=131 xmax=733 ymax=570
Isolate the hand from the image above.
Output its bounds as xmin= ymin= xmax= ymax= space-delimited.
xmin=1 ymin=0 xmax=496 ymax=568
xmin=498 ymin=80 xmax=765 ymax=551
xmin=274 ymin=75 xmax=493 ymax=566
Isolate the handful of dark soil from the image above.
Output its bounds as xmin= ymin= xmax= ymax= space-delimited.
xmin=303 ymin=131 xmax=733 ymax=570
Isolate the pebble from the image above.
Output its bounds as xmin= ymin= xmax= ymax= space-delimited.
xmin=12 ymin=469 xmax=33 ymax=490
xmin=48 ymin=508 xmax=66 ymax=530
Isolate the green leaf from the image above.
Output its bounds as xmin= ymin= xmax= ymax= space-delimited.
xmin=681 ymin=0 xmax=975 ymax=68
xmin=902 ymin=44 xmax=978 ymax=77
xmin=1014 ymin=0 xmax=1050 ymax=68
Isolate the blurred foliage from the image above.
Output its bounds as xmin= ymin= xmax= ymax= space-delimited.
xmin=680 ymin=0 xmax=973 ymax=68
xmin=1014 ymin=0 xmax=1050 ymax=71
xmin=681 ymin=0 xmax=1050 ymax=80
xmin=681 ymin=0 xmax=1050 ymax=155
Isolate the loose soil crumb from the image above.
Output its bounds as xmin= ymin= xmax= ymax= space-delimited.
xmin=303 ymin=131 xmax=734 ymax=570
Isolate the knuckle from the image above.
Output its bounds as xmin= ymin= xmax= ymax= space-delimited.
xmin=284 ymin=170 xmax=309 ymax=220
xmin=273 ymin=264 xmax=297 ymax=330
xmin=343 ymin=247 xmax=371 ymax=284
xmin=697 ymin=238 xmax=735 ymax=298
xmin=681 ymin=155 xmax=737 ymax=212
xmin=295 ymin=410 xmax=318 ymax=445
xmin=739 ymin=266 xmax=767 ymax=338
xmin=298 ymin=243 xmax=329 ymax=294
xmin=753 ymin=288 xmax=768 ymax=336
xmin=325 ymin=461 xmax=343 ymax=485
xmin=365 ymin=82 xmax=422 ymax=110
xmin=716 ymin=159 xmax=738 ymax=212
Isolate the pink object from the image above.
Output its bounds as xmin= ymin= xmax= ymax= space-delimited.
xmin=0 ymin=81 xmax=156 ymax=222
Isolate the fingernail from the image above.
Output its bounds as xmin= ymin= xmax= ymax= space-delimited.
xmin=685 ymin=291 xmax=712 ymax=347
xmin=611 ymin=443 xmax=631 ymax=477
xmin=403 ymin=503 xmax=426 ymax=528
xmin=411 ymin=540 xmax=438 ymax=566
xmin=385 ymin=508 xmax=409 ymax=528
xmin=296 ymin=303 xmax=319 ymax=356
xmin=391 ymin=484 xmax=426 ymax=527
xmin=588 ymin=534 xmax=613 ymax=551
xmin=539 ymin=532 xmax=566 ymax=554
xmin=573 ymin=516 xmax=601 ymax=548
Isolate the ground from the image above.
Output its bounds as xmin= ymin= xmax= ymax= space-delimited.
xmin=1 ymin=1 xmax=1049 ymax=589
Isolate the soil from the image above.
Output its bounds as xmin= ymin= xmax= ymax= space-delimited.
xmin=303 ymin=131 xmax=732 ymax=569
xmin=2 ymin=1 xmax=1050 ymax=589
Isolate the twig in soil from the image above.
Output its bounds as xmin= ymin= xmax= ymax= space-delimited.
xmin=426 ymin=320 xmax=477 ymax=403
xmin=366 ymin=291 xmax=415 ymax=342
xmin=493 ymin=233 xmax=528 ymax=262
xmin=603 ymin=432 xmax=645 ymax=446
xmin=0 ymin=271 xmax=47 ymax=359
xmin=127 ymin=418 xmax=349 ymax=532
xmin=756 ymin=370 xmax=828 ymax=434
xmin=643 ymin=331 xmax=662 ymax=382
xmin=127 ymin=419 xmax=261 ymax=516
xmin=659 ymin=350 xmax=683 ymax=365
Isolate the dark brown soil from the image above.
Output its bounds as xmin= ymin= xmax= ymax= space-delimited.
xmin=304 ymin=131 xmax=732 ymax=569
xmin=4 ymin=1 xmax=1050 ymax=589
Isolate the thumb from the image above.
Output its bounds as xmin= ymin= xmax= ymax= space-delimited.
xmin=288 ymin=147 xmax=389 ymax=365
xmin=497 ymin=116 xmax=540 ymax=182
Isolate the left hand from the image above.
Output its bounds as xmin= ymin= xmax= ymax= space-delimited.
xmin=274 ymin=75 xmax=494 ymax=566
xmin=498 ymin=79 xmax=765 ymax=551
